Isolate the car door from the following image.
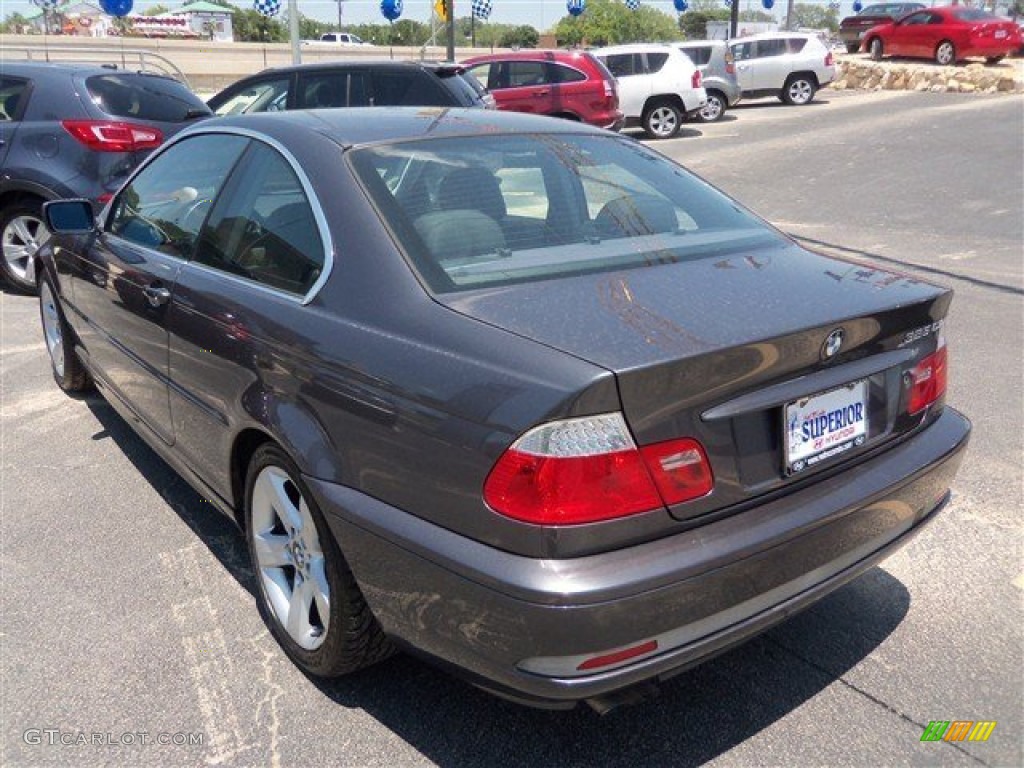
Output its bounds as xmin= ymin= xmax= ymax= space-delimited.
xmin=68 ymin=134 xmax=249 ymax=444
xmin=0 ymin=76 xmax=29 ymax=167
xmin=167 ymin=139 xmax=328 ymax=499
xmin=886 ymin=11 xmax=930 ymax=56
xmin=602 ymin=53 xmax=647 ymax=117
xmin=747 ymin=38 xmax=792 ymax=91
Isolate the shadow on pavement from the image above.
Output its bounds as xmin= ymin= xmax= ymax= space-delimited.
xmin=85 ymin=395 xmax=911 ymax=768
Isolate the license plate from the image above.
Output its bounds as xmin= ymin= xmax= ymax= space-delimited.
xmin=995 ymin=29 xmax=1008 ymax=38
xmin=785 ymin=381 xmax=868 ymax=474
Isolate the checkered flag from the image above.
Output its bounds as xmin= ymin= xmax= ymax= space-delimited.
xmin=31 ymin=0 xmax=61 ymax=9
xmin=253 ymin=0 xmax=281 ymax=17
xmin=624 ymin=0 xmax=640 ymax=9
xmin=471 ymin=0 xmax=492 ymax=20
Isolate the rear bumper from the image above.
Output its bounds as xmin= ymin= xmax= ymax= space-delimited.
xmin=309 ymin=407 xmax=970 ymax=708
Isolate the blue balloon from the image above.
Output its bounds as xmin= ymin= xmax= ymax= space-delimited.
xmin=674 ymin=0 xmax=688 ymax=10
xmin=380 ymin=0 xmax=403 ymax=21
xmin=567 ymin=0 xmax=585 ymax=17
xmin=853 ymin=0 xmax=863 ymax=10
xmin=100 ymin=0 xmax=133 ymax=17
xmin=762 ymin=0 xmax=774 ymax=8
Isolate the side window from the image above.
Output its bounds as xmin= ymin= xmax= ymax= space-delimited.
xmin=213 ymin=77 xmax=289 ymax=116
xmin=785 ymin=38 xmax=807 ymax=53
xmin=373 ymin=71 xmax=447 ymax=106
xmin=926 ymin=13 xmax=944 ymax=24
xmin=754 ymin=39 xmax=788 ymax=58
xmin=902 ymin=11 xmax=929 ymax=25
xmin=467 ymin=63 xmax=493 ymax=89
xmin=108 ymin=135 xmax=249 ymax=258
xmin=603 ymin=54 xmax=639 ymax=78
xmin=299 ymin=73 xmax=349 ymax=108
xmin=683 ymin=47 xmax=711 ymax=66
xmin=731 ymin=43 xmax=753 ymax=62
xmin=195 ymin=143 xmax=324 ymax=296
xmin=507 ymin=62 xmax=548 ymax=87
xmin=645 ymin=52 xmax=670 ymax=73
xmin=548 ymin=64 xmax=586 ymax=84
xmin=0 ymin=77 xmax=27 ymax=121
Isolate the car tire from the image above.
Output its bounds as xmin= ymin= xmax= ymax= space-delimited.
xmin=985 ymin=55 xmax=1005 ymax=66
xmin=782 ymin=75 xmax=817 ymax=106
xmin=1 ymin=201 xmax=49 ymax=294
xmin=869 ymin=38 xmax=884 ymax=62
xmin=38 ymin=271 xmax=91 ymax=393
xmin=696 ymin=91 xmax=726 ymax=123
xmin=642 ymin=99 xmax=682 ymax=139
xmin=935 ymin=40 xmax=956 ymax=66
xmin=245 ymin=443 xmax=393 ymax=678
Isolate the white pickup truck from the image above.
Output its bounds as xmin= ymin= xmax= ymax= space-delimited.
xmin=301 ymin=32 xmax=372 ymax=46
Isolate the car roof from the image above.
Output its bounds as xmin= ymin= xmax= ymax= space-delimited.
xmin=593 ymin=43 xmax=680 ymax=54
xmin=0 ymin=61 xmax=174 ymax=78
xmin=192 ymin=106 xmax=608 ymax=149
xmin=676 ymin=40 xmax=725 ymax=47
xmin=250 ymin=59 xmax=459 ymax=76
xmin=729 ymin=31 xmax=822 ymax=43
xmin=464 ymin=49 xmax=595 ymax=62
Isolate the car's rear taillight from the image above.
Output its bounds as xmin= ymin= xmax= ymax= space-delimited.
xmin=724 ymin=52 xmax=735 ymax=75
xmin=825 ymin=51 xmax=834 ymax=67
xmin=483 ymin=413 xmax=713 ymax=525
xmin=61 ymin=120 xmax=163 ymax=153
xmin=692 ymin=69 xmax=702 ymax=89
xmin=907 ymin=337 xmax=948 ymax=415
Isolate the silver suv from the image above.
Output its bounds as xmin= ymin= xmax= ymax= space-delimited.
xmin=729 ymin=33 xmax=835 ymax=106
xmin=594 ymin=44 xmax=706 ymax=139
xmin=675 ymin=40 xmax=742 ymax=123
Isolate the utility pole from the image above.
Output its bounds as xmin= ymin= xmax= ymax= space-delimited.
xmin=784 ymin=0 xmax=795 ymax=29
xmin=446 ymin=0 xmax=456 ymax=62
xmin=289 ymin=0 xmax=300 ymax=64
xmin=336 ymin=0 xmax=344 ymax=32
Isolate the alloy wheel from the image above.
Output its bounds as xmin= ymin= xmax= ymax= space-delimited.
xmin=647 ymin=106 xmax=679 ymax=139
xmin=250 ymin=466 xmax=330 ymax=651
xmin=40 ymin=280 xmax=65 ymax=378
xmin=2 ymin=213 xmax=49 ymax=285
xmin=787 ymin=80 xmax=814 ymax=105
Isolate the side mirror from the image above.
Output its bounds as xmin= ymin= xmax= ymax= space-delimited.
xmin=43 ymin=199 xmax=96 ymax=234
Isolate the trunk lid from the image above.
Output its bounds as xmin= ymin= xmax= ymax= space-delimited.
xmin=443 ymin=241 xmax=952 ymax=520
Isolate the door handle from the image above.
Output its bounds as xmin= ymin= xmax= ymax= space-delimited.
xmin=144 ymin=283 xmax=171 ymax=307
xmin=534 ymin=89 xmax=551 ymax=96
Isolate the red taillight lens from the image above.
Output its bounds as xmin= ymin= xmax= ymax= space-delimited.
xmin=61 ymin=120 xmax=163 ymax=153
xmin=825 ymin=52 xmax=834 ymax=67
xmin=577 ymin=640 xmax=659 ymax=671
xmin=725 ymin=52 xmax=735 ymax=75
xmin=692 ymin=69 xmax=702 ymax=89
xmin=483 ymin=413 xmax=713 ymax=525
xmin=907 ymin=344 xmax=948 ymax=415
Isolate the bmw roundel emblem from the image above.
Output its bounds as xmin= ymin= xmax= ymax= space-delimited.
xmin=822 ymin=328 xmax=845 ymax=360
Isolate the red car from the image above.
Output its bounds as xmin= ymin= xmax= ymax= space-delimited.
xmin=463 ymin=50 xmax=623 ymax=130
xmin=862 ymin=5 xmax=1022 ymax=65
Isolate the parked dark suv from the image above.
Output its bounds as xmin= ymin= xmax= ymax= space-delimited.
xmin=207 ymin=60 xmax=493 ymax=116
xmin=0 ymin=62 xmax=211 ymax=292
xmin=463 ymin=50 xmax=622 ymax=130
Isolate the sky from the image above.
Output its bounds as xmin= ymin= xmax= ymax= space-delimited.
xmin=1 ymin=0 xmax=865 ymax=30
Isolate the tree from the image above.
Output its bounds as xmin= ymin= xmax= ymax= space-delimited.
xmin=498 ymin=24 xmax=539 ymax=49
xmin=738 ymin=10 xmax=775 ymax=23
xmin=553 ymin=0 xmax=681 ymax=47
xmin=142 ymin=5 xmax=170 ymax=16
xmin=0 ymin=12 xmax=33 ymax=33
xmin=232 ymin=9 xmax=287 ymax=42
xmin=679 ymin=10 xmax=729 ymax=40
xmin=789 ymin=3 xmax=839 ymax=32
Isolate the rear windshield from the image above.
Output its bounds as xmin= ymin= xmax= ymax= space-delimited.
xmin=87 ymin=74 xmax=211 ymax=122
xmin=350 ymin=134 xmax=780 ymax=293
xmin=438 ymin=70 xmax=487 ymax=106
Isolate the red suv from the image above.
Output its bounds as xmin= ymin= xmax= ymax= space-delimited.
xmin=464 ymin=50 xmax=622 ymax=130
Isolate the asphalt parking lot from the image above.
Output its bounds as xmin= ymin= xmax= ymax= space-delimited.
xmin=2 ymin=88 xmax=1021 ymax=767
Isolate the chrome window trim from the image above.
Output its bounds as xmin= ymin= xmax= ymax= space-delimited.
xmin=103 ymin=125 xmax=335 ymax=306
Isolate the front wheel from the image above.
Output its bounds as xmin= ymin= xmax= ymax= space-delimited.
xmin=869 ymin=38 xmax=884 ymax=62
xmin=1 ymin=201 xmax=49 ymax=293
xmin=245 ymin=444 xmax=393 ymax=678
xmin=38 ymin=271 xmax=91 ymax=392
xmin=935 ymin=40 xmax=956 ymax=66
xmin=696 ymin=91 xmax=726 ymax=123
xmin=782 ymin=76 xmax=817 ymax=106
xmin=642 ymin=99 xmax=682 ymax=139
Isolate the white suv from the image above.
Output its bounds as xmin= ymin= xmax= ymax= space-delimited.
xmin=593 ymin=44 xmax=707 ymax=139
xmin=729 ymin=33 xmax=835 ymax=106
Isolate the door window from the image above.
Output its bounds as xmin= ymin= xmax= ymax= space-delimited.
xmin=507 ymin=62 xmax=549 ymax=87
xmin=754 ymin=39 xmax=788 ymax=58
xmin=0 ymin=77 xmax=27 ymax=121
xmin=108 ymin=134 xmax=249 ymax=259
xmin=212 ymin=77 xmax=290 ymax=115
xmin=603 ymin=54 xmax=643 ymax=78
xmin=645 ymin=52 xmax=670 ymax=73
xmin=194 ymin=142 xmax=324 ymax=296
xmin=372 ymin=70 xmax=447 ymax=106
xmin=299 ymin=72 xmax=349 ymax=108
xmin=467 ymin=63 xmax=494 ymax=89
xmin=548 ymin=64 xmax=586 ymax=84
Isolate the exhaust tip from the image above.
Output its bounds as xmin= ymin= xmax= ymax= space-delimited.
xmin=585 ymin=681 xmax=660 ymax=715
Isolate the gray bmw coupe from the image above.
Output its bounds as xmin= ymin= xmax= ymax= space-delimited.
xmin=38 ymin=108 xmax=969 ymax=710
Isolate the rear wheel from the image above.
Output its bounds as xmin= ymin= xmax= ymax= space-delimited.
xmin=935 ymin=40 xmax=956 ymax=66
xmin=696 ymin=91 xmax=726 ymax=123
xmin=245 ymin=444 xmax=393 ymax=677
xmin=642 ymin=99 xmax=682 ymax=139
xmin=1 ymin=201 xmax=49 ymax=293
xmin=782 ymin=75 xmax=817 ymax=106
xmin=38 ymin=271 xmax=91 ymax=392
xmin=869 ymin=37 xmax=884 ymax=62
